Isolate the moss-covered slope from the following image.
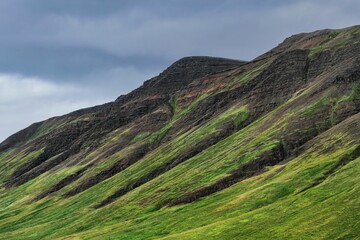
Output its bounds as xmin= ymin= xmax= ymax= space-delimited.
xmin=0 ymin=25 xmax=359 ymax=239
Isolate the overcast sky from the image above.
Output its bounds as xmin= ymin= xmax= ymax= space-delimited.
xmin=0 ymin=0 xmax=359 ymax=142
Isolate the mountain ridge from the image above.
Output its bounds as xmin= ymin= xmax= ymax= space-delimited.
xmin=0 ymin=25 xmax=359 ymax=239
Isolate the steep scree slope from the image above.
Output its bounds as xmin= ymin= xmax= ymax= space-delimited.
xmin=0 ymin=25 xmax=359 ymax=239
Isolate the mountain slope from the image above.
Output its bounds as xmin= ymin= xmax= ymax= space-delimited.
xmin=0 ymin=25 xmax=359 ymax=239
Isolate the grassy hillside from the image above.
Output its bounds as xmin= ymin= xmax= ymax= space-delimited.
xmin=0 ymin=26 xmax=359 ymax=239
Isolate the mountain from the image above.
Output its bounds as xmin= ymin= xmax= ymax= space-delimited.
xmin=0 ymin=25 xmax=359 ymax=239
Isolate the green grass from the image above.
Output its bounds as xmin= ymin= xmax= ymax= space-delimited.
xmin=0 ymin=148 xmax=44 ymax=183
xmin=308 ymin=29 xmax=360 ymax=59
xmin=173 ymin=93 xmax=210 ymax=120
xmin=320 ymin=32 xmax=340 ymax=46
xmin=227 ymin=62 xmax=268 ymax=89
xmin=301 ymin=95 xmax=330 ymax=117
xmin=1 ymin=83 xmax=358 ymax=240
xmin=308 ymin=31 xmax=340 ymax=59
xmin=0 ymin=26 xmax=359 ymax=240
xmin=341 ymin=82 xmax=360 ymax=102
xmin=1 ymin=94 xmax=358 ymax=240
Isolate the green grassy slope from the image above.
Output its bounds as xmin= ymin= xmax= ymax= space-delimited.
xmin=0 ymin=26 xmax=359 ymax=239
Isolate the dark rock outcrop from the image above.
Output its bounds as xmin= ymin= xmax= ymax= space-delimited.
xmin=2 ymin=56 xmax=245 ymax=189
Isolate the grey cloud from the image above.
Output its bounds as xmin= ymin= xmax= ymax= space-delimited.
xmin=1 ymin=0 xmax=359 ymax=76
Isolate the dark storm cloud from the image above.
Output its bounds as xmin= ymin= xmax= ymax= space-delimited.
xmin=1 ymin=0 xmax=359 ymax=80
xmin=0 ymin=0 xmax=359 ymax=141
xmin=0 ymin=44 xmax=166 ymax=80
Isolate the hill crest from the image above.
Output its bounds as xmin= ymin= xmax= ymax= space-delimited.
xmin=0 ymin=25 xmax=359 ymax=239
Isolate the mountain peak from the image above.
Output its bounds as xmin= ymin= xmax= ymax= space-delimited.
xmin=116 ymin=56 xmax=246 ymax=102
xmin=150 ymin=56 xmax=246 ymax=86
xmin=255 ymin=25 xmax=360 ymax=60
xmin=0 ymin=26 xmax=359 ymax=239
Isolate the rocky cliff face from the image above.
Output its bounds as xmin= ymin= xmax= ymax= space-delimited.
xmin=0 ymin=26 xmax=359 ymax=240
xmin=0 ymin=56 xmax=245 ymax=187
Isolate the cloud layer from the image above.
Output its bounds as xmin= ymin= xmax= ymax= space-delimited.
xmin=0 ymin=74 xmax=106 ymax=141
